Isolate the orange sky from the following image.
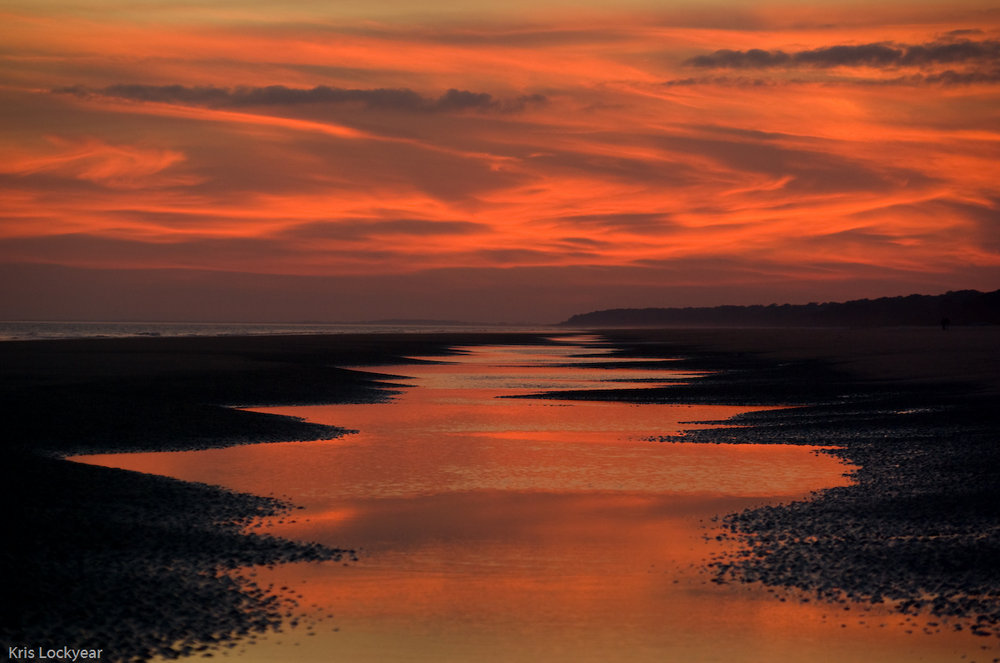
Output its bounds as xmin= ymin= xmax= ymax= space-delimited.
xmin=1 ymin=0 xmax=998 ymax=322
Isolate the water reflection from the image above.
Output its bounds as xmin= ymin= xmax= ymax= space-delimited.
xmin=71 ymin=337 xmax=977 ymax=662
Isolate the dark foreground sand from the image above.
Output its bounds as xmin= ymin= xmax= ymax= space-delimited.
xmin=2 ymin=328 xmax=998 ymax=660
xmin=0 ymin=332 xmax=551 ymax=661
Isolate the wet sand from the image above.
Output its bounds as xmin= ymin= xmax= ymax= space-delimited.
xmin=0 ymin=333 xmax=551 ymax=660
xmin=530 ymin=327 xmax=1000 ymax=645
xmin=2 ymin=327 xmax=998 ymax=660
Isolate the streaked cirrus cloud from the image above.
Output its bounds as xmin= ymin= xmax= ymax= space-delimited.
xmin=0 ymin=0 xmax=998 ymax=321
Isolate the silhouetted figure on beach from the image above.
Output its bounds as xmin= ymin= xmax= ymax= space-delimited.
xmin=941 ymin=316 xmax=951 ymax=331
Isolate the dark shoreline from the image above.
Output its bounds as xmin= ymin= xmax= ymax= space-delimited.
xmin=2 ymin=328 xmax=998 ymax=659
xmin=0 ymin=332 xmax=555 ymax=661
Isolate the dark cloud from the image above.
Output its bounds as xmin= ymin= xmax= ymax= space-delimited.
xmin=906 ymin=68 xmax=1000 ymax=85
xmin=664 ymin=68 xmax=1000 ymax=87
xmin=900 ymin=40 xmax=1000 ymax=66
xmin=686 ymin=48 xmax=793 ymax=69
xmin=684 ymin=39 xmax=1000 ymax=70
xmin=798 ymin=43 xmax=902 ymax=67
xmin=55 ymin=84 xmax=546 ymax=114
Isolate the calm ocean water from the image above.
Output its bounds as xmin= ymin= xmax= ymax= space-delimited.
xmin=0 ymin=321 xmax=557 ymax=342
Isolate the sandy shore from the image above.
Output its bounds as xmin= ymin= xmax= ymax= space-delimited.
xmin=2 ymin=327 xmax=998 ymax=658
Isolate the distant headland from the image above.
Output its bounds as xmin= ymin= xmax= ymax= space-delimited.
xmin=560 ymin=289 xmax=1000 ymax=328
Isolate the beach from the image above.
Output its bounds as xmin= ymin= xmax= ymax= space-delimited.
xmin=1 ymin=332 xmax=548 ymax=660
xmin=552 ymin=327 xmax=1000 ymax=644
xmin=2 ymin=327 xmax=998 ymax=661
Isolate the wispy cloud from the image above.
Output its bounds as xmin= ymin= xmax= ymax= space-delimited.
xmin=2 ymin=4 xmax=999 ymax=320
xmin=0 ymin=137 xmax=196 ymax=190
xmin=280 ymin=219 xmax=490 ymax=240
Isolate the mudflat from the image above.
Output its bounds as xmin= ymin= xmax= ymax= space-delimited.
xmin=543 ymin=326 xmax=1000 ymax=643
xmin=0 ymin=332 xmax=550 ymax=660
xmin=1 ymin=327 xmax=998 ymax=658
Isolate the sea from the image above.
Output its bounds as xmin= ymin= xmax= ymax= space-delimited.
xmin=0 ymin=321 xmax=557 ymax=342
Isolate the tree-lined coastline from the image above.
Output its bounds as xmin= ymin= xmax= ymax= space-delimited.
xmin=562 ymin=289 xmax=1000 ymax=328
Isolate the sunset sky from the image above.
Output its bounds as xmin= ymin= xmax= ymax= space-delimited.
xmin=2 ymin=0 xmax=998 ymax=322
